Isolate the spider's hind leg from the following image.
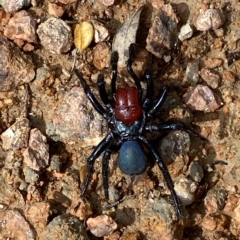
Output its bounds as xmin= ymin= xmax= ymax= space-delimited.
xmin=81 ymin=132 xmax=116 ymax=197
xmin=138 ymin=135 xmax=185 ymax=219
xmin=102 ymin=142 xmax=122 ymax=199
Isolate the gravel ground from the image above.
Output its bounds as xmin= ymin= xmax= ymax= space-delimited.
xmin=0 ymin=0 xmax=240 ymax=239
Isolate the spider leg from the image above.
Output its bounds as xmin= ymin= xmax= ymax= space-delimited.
xmin=142 ymin=68 xmax=153 ymax=111
xmin=97 ymin=74 xmax=113 ymax=111
xmin=81 ymin=131 xmax=117 ymax=197
xmin=127 ymin=44 xmax=143 ymax=100
xmin=110 ymin=51 xmax=119 ymax=98
xmin=138 ymin=135 xmax=185 ymax=219
xmin=146 ymin=86 xmax=169 ymax=119
xmin=102 ymin=142 xmax=122 ymax=199
xmin=75 ymin=69 xmax=110 ymax=121
xmin=102 ymin=149 xmax=111 ymax=199
xmin=145 ymin=122 xmax=208 ymax=142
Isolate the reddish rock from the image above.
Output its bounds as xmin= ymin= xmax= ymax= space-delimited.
xmin=23 ymin=128 xmax=49 ymax=171
xmin=92 ymin=20 xmax=110 ymax=43
xmin=1 ymin=118 xmax=30 ymax=150
xmin=25 ymin=202 xmax=52 ymax=235
xmin=93 ymin=42 xmax=110 ymax=70
xmin=199 ymin=68 xmax=220 ymax=89
xmin=0 ymin=35 xmax=35 ymax=91
xmin=4 ymin=10 xmax=37 ymax=43
xmin=0 ymin=210 xmax=35 ymax=240
xmin=184 ymin=84 xmax=222 ymax=112
xmin=195 ymin=9 xmax=225 ymax=31
xmin=87 ymin=215 xmax=117 ymax=237
xmin=47 ymin=2 xmax=65 ymax=18
xmin=53 ymin=86 xmax=107 ymax=146
xmin=146 ymin=4 xmax=179 ymax=58
xmin=37 ymin=18 xmax=73 ymax=54
xmin=222 ymin=70 xmax=236 ymax=83
xmin=0 ymin=0 xmax=31 ymax=13
xmin=203 ymin=58 xmax=223 ymax=68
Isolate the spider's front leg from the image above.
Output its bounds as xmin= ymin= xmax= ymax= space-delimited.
xmin=146 ymin=86 xmax=169 ymax=119
xmin=97 ymin=74 xmax=113 ymax=112
xmin=75 ymin=69 xmax=110 ymax=121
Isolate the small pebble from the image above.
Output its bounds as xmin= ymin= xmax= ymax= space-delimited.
xmin=4 ymin=10 xmax=37 ymax=43
xmin=23 ymin=128 xmax=49 ymax=171
xmin=214 ymin=27 xmax=224 ymax=37
xmin=47 ymin=2 xmax=65 ymax=18
xmin=39 ymin=215 xmax=89 ymax=240
xmin=0 ymin=210 xmax=35 ymax=239
xmin=25 ymin=202 xmax=52 ymax=236
xmin=223 ymin=194 xmax=238 ymax=212
xmin=1 ymin=118 xmax=30 ymax=150
xmin=151 ymin=0 xmax=165 ymax=10
xmin=86 ymin=215 xmax=117 ymax=237
xmin=0 ymin=36 xmax=35 ymax=91
xmin=203 ymin=58 xmax=223 ymax=69
xmin=204 ymin=188 xmax=227 ymax=213
xmin=97 ymin=0 xmax=115 ymax=7
xmin=108 ymin=186 xmax=121 ymax=202
xmin=178 ymin=23 xmax=193 ymax=41
xmin=189 ymin=161 xmax=204 ymax=182
xmin=195 ymin=9 xmax=225 ymax=31
xmin=53 ymin=86 xmax=106 ymax=147
xmin=199 ymin=68 xmax=220 ymax=89
xmin=92 ymin=42 xmax=110 ymax=70
xmin=233 ymin=201 xmax=240 ymax=223
xmin=69 ymin=198 xmax=92 ymax=220
xmin=146 ymin=3 xmax=179 ymax=58
xmin=174 ymin=177 xmax=197 ymax=205
xmin=92 ymin=20 xmax=110 ymax=43
xmin=184 ymin=84 xmax=222 ymax=112
xmin=222 ymin=70 xmax=236 ymax=83
xmin=184 ymin=60 xmax=199 ymax=85
xmin=202 ymin=214 xmax=230 ymax=231
xmin=160 ymin=130 xmax=190 ymax=164
xmin=37 ymin=17 xmax=73 ymax=54
xmin=140 ymin=198 xmax=181 ymax=238
xmin=23 ymin=166 xmax=40 ymax=184
xmin=0 ymin=0 xmax=31 ymax=13
xmin=23 ymin=42 xmax=35 ymax=51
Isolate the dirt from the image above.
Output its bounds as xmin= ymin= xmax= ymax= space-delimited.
xmin=0 ymin=0 xmax=240 ymax=239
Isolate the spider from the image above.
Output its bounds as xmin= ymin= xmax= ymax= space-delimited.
xmin=75 ymin=44 xmax=206 ymax=218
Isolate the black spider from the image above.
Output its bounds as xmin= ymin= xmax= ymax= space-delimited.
xmin=75 ymin=44 xmax=206 ymax=218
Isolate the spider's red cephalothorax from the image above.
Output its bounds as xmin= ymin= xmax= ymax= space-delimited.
xmin=115 ymin=87 xmax=143 ymax=125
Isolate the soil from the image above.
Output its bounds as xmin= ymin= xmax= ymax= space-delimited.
xmin=0 ymin=0 xmax=240 ymax=240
